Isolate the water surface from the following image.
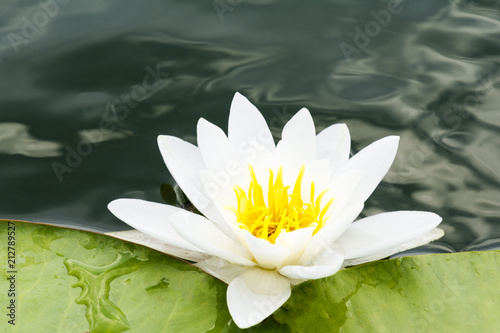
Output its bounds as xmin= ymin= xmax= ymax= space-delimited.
xmin=1 ymin=0 xmax=500 ymax=252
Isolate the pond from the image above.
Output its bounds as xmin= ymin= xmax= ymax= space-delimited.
xmin=1 ymin=0 xmax=500 ymax=254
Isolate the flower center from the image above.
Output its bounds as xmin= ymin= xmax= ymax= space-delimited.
xmin=229 ymin=165 xmax=334 ymax=244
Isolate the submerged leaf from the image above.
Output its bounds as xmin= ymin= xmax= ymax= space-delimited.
xmin=160 ymin=183 xmax=178 ymax=206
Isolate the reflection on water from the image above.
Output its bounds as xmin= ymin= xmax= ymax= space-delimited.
xmin=0 ymin=0 xmax=499 ymax=251
xmin=0 ymin=122 xmax=61 ymax=157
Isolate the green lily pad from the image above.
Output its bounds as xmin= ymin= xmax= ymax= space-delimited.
xmin=275 ymin=251 xmax=500 ymax=332
xmin=1 ymin=220 xmax=499 ymax=333
xmin=0 ymin=220 xmax=226 ymax=333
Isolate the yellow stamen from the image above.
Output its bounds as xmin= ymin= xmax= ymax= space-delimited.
xmin=229 ymin=165 xmax=334 ymax=244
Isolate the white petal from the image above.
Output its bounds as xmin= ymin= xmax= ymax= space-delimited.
xmin=108 ymin=199 xmax=203 ymax=252
xmin=275 ymin=227 xmax=315 ymax=266
xmin=336 ymin=211 xmax=443 ymax=259
xmin=195 ymin=257 xmax=250 ymax=284
xmin=342 ymin=228 xmax=445 ymax=267
xmin=227 ymin=268 xmax=291 ymax=329
xmin=334 ymin=136 xmax=399 ymax=204
xmin=228 ymin=92 xmax=275 ymax=158
xmin=325 ymin=169 xmax=363 ymax=221
xmin=316 ymin=123 xmax=351 ymax=174
xmin=157 ymin=135 xmax=224 ymax=223
xmin=106 ymin=229 xmax=209 ymax=262
xmin=275 ymin=108 xmax=316 ymax=169
xmin=299 ymin=159 xmax=331 ymax=204
xmin=243 ymin=231 xmax=291 ymax=269
xmin=170 ymin=208 xmax=256 ymax=266
xmin=279 ymin=250 xmax=344 ymax=280
xmin=198 ymin=167 xmax=250 ymax=219
xmin=197 ymin=118 xmax=243 ymax=173
xmin=299 ymin=202 xmax=363 ymax=264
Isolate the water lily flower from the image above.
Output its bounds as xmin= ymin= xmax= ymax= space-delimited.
xmin=108 ymin=92 xmax=444 ymax=329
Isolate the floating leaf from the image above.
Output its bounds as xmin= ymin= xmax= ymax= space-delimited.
xmin=274 ymin=251 xmax=500 ymax=332
xmin=1 ymin=220 xmax=499 ymax=332
xmin=0 ymin=220 xmax=224 ymax=332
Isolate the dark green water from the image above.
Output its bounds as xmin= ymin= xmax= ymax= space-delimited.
xmin=1 ymin=0 xmax=499 ymax=253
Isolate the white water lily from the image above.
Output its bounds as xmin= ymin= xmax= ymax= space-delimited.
xmin=108 ymin=92 xmax=444 ymax=329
